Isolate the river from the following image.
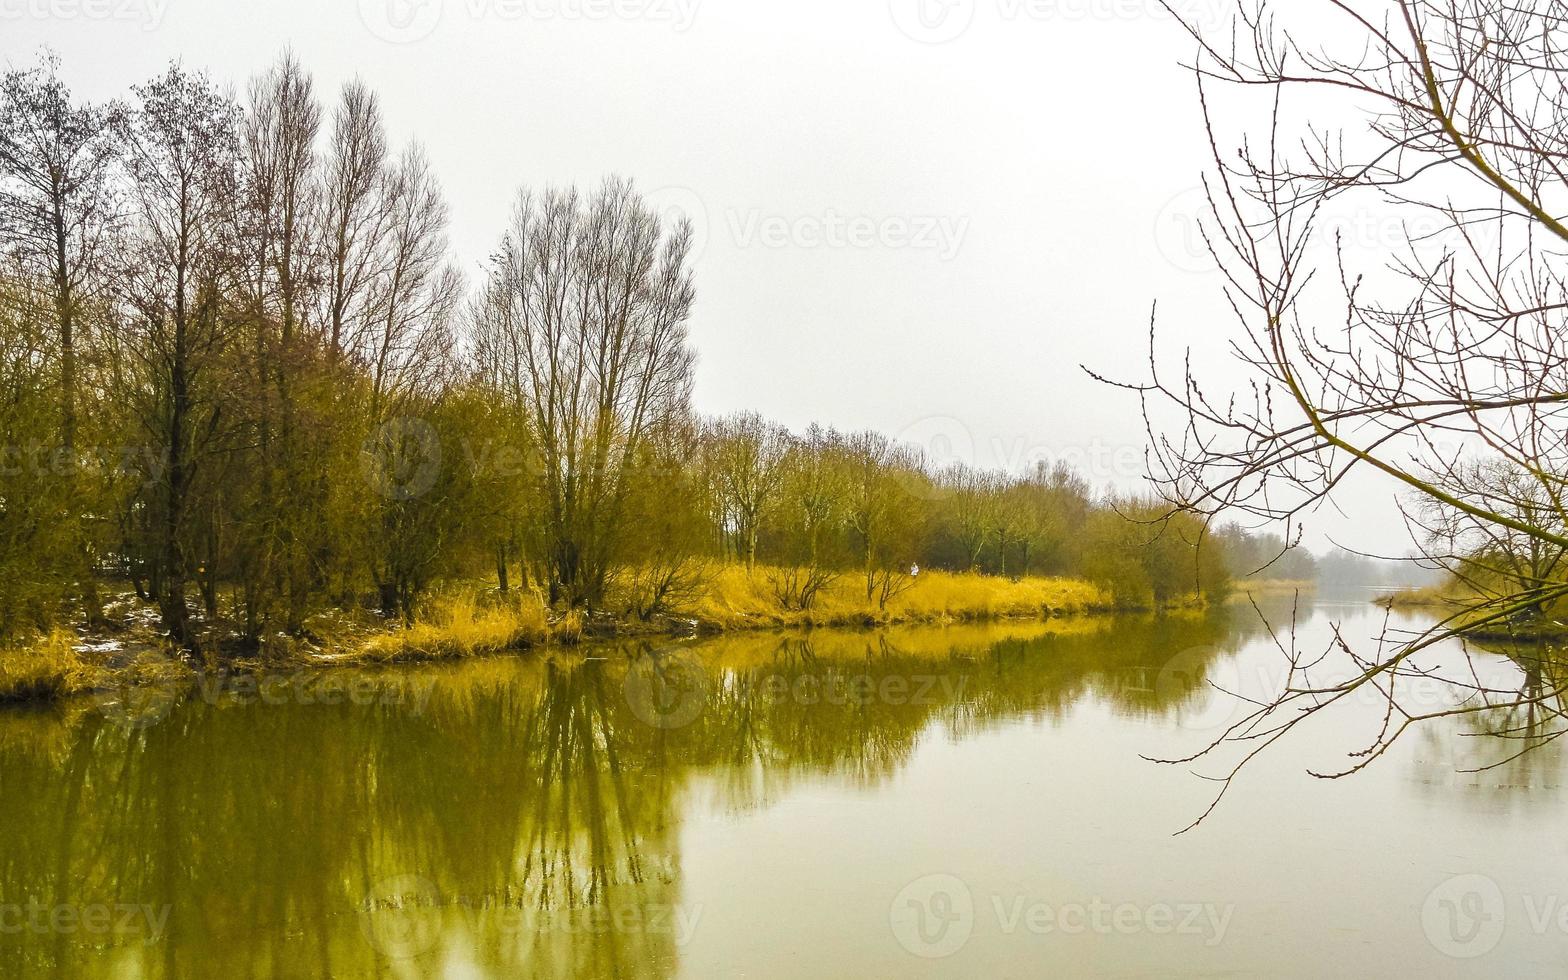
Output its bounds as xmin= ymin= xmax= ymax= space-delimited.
xmin=0 ymin=597 xmax=1560 ymax=977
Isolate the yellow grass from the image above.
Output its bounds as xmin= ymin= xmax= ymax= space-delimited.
xmin=683 ymin=566 xmax=1114 ymax=631
xmin=0 ymin=567 xmax=1143 ymax=706
xmin=0 ymin=630 xmax=93 ymax=703
xmin=636 ymin=617 xmax=1117 ymax=672
xmin=362 ymin=592 xmax=552 ymax=662
xmin=1230 ymin=578 xmax=1317 ymax=599
xmin=1374 ymin=576 xmax=1568 ymax=640
xmin=1376 ymin=582 xmax=1462 ymax=610
xmin=362 ymin=567 xmax=1121 ymax=666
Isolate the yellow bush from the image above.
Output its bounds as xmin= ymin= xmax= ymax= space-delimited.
xmin=0 ymin=630 xmax=92 ymax=702
xmin=553 ymin=609 xmax=584 ymax=646
xmin=887 ymin=571 xmax=1111 ymax=621
xmin=680 ymin=565 xmax=1114 ymax=630
xmin=337 ymin=566 xmax=1134 ymax=664
xmin=363 ymin=591 xmax=550 ymax=662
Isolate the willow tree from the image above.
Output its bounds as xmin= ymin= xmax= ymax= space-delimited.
xmin=360 ymin=143 xmax=465 ymax=621
xmin=1103 ymin=0 xmax=1568 ymax=826
xmin=472 ymin=177 xmax=697 ymax=607
xmin=843 ymin=431 xmax=923 ymax=605
xmin=318 ymin=80 xmax=387 ymax=365
xmin=0 ymin=51 xmax=122 ymax=620
xmin=117 ymin=64 xmax=242 ymax=648
xmin=0 ymin=276 xmax=76 ymax=636
xmin=704 ymin=411 xmax=793 ymax=568
xmin=235 ymin=51 xmax=322 ymax=638
xmin=935 ymin=463 xmax=994 ymax=572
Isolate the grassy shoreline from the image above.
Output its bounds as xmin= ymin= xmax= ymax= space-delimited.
xmin=1375 ymin=584 xmax=1452 ymax=610
xmin=356 ymin=568 xmax=1137 ymax=662
xmin=0 ymin=567 xmax=1211 ymax=707
xmin=1375 ymin=582 xmax=1568 ymax=642
xmin=1228 ymin=578 xmax=1317 ymax=599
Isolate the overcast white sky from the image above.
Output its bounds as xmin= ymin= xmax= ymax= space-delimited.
xmin=4 ymin=0 xmax=1413 ymax=555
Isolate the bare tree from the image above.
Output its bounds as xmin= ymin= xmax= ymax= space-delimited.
xmin=472 ymin=177 xmax=697 ymax=606
xmin=1098 ymin=0 xmax=1568 ymax=827
xmin=318 ymin=80 xmax=387 ymax=364
xmin=237 ymin=50 xmax=321 ymax=638
xmin=0 ymin=50 xmax=121 ymax=454
xmin=1418 ymin=460 xmax=1568 ymax=621
xmin=768 ymin=423 xmax=848 ymax=609
xmin=117 ymin=64 xmax=242 ymax=648
xmin=987 ymin=472 xmax=1027 ymax=579
xmin=844 ymin=431 xmax=922 ymax=603
xmin=0 ymin=51 xmax=123 ymax=621
xmin=364 ymin=143 xmax=462 ymax=419
xmin=362 ymin=143 xmax=464 ymax=620
xmin=240 ymin=50 xmax=318 ymax=354
xmin=937 ymin=462 xmax=993 ymax=571
xmin=704 ymin=411 xmax=793 ymax=568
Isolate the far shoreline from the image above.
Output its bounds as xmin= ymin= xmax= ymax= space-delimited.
xmin=0 ymin=566 xmax=1259 ymax=711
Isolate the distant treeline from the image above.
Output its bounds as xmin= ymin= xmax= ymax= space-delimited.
xmin=0 ymin=50 xmax=1228 ymax=650
xmin=1217 ymin=527 xmax=1445 ymax=593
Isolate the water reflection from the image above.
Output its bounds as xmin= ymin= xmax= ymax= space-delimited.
xmin=0 ymin=612 xmax=1247 ymax=977
xmin=1406 ymin=641 xmax=1568 ymax=807
xmin=4 ymin=602 xmax=1541 ymax=978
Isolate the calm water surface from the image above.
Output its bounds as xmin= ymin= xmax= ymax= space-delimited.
xmin=0 ymin=598 xmax=1562 ymax=977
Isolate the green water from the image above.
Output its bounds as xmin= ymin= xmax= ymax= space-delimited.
xmin=0 ymin=600 xmax=1562 ymax=977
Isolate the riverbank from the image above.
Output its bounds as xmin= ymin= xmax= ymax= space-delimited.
xmin=1376 ymin=583 xmax=1568 ymax=642
xmin=1375 ymin=584 xmax=1452 ymax=610
xmin=0 ymin=566 xmax=1214 ymax=706
xmin=1228 ymin=578 xmax=1317 ymax=599
xmin=356 ymin=567 xmax=1131 ymax=662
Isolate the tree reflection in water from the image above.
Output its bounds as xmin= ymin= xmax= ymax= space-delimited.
xmin=0 ymin=612 xmax=1251 ymax=978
